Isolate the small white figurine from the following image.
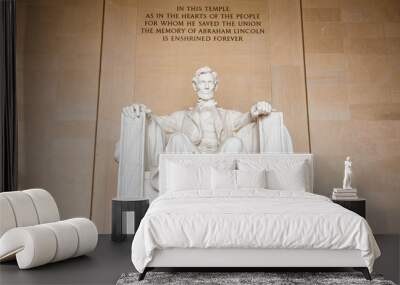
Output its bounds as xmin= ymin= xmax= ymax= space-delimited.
xmin=343 ymin=156 xmax=352 ymax=190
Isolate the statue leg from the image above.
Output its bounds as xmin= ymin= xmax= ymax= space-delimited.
xmin=219 ymin=137 xmax=244 ymax=153
xmin=165 ymin=133 xmax=199 ymax=153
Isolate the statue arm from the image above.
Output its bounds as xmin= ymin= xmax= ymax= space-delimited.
xmin=182 ymin=113 xmax=202 ymax=145
xmin=151 ymin=114 xmax=180 ymax=134
xmin=152 ymin=110 xmax=201 ymax=144
xmin=230 ymin=101 xmax=273 ymax=132
xmin=232 ymin=111 xmax=253 ymax=132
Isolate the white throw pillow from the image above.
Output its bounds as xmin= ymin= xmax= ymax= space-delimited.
xmin=211 ymin=168 xmax=237 ymax=190
xmin=166 ymin=162 xmax=211 ymax=192
xmin=237 ymin=169 xmax=267 ymax=189
xmin=266 ymin=162 xmax=308 ymax=191
xmin=238 ymin=158 xmax=310 ymax=191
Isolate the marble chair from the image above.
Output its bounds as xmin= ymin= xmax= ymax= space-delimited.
xmin=0 ymin=189 xmax=98 ymax=269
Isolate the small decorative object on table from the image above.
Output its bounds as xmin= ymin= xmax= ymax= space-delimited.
xmin=112 ymin=197 xmax=149 ymax=242
xmin=332 ymin=156 xmax=366 ymax=218
xmin=332 ymin=156 xmax=358 ymax=200
xmin=343 ymin=156 xmax=352 ymax=190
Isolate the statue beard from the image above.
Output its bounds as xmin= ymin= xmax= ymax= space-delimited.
xmin=197 ymin=90 xmax=215 ymax=100
xmin=197 ymin=97 xmax=217 ymax=110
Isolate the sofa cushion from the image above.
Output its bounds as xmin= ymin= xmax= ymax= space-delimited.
xmin=0 ymin=218 xmax=97 ymax=269
xmin=0 ymin=196 xmax=17 ymax=237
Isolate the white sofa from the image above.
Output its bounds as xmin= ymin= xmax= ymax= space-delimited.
xmin=0 ymin=189 xmax=98 ymax=269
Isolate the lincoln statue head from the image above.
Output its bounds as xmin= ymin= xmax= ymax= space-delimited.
xmin=192 ymin=66 xmax=218 ymax=101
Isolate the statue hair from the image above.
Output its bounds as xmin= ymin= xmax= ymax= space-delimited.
xmin=192 ymin=66 xmax=218 ymax=90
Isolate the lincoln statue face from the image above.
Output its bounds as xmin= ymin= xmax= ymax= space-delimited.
xmin=192 ymin=66 xmax=218 ymax=101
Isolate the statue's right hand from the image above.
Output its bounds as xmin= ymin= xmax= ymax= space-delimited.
xmin=123 ymin=104 xmax=151 ymax=118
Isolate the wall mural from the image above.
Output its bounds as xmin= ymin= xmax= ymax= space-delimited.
xmin=87 ymin=0 xmax=312 ymax=233
xmin=115 ymin=67 xmax=293 ymax=199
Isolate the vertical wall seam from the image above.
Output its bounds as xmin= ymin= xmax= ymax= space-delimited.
xmin=299 ymin=0 xmax=312 ymax=153
xmin=133 ymin=0 xmax=140 ymax=102
xmin=267 ymin=1 xmax=273 ymax=104
xmin=89 ymin=0 xmax=106 ymax=220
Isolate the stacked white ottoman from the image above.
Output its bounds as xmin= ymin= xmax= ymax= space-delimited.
xmin=0 ymin=189 xmax=98 ymax=269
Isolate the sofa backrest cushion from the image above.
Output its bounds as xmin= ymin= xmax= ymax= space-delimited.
xmin=0 ymin=195 xmax=17 ymax=237
xmin=0 ymin=189 xmax=60 ymax=238
xmin=23 ymin=189 xmax=60 ymax=224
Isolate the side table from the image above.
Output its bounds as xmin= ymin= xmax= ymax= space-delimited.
xmin=112 ymin=197 xmax=149 ymax=242
xmin=332 ymin=198 xmax=366 ymax=218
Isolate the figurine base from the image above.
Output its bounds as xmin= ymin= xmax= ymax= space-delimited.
xmin=333 ymin=188 xmax=357 ymax=192
xmin=332 ymin=188 xmax=358 ymax=200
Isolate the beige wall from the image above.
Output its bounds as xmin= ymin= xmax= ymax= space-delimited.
xmin=90 ymin=0 xmax=310 ymax=233
xmin=91 ymin=0 xmax=139 ymax=233
xmin=302 ymin=0 xmax=400 ymax=234
xmin=17 ymin=0 xmax=399 ymax=234
xmin=134 ymin=0 xmax=271 ymax=114
xmin=16 ymin=0 xmax=104 ymax=219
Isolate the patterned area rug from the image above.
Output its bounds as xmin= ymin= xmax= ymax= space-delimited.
xmin=116 ymin=271 xmax=396 ymax=285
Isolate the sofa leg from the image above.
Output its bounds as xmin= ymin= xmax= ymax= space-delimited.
xmin=138 ymin=268 xmax=148 ymax=281
xmin=354 ymin=267 xmax=371 ymax=280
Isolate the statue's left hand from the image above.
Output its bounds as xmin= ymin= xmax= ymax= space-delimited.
xmin=123 ymin=104 xmax=152 ymax=118
xmin=250 ymin=101 xmax=272 ymax=118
